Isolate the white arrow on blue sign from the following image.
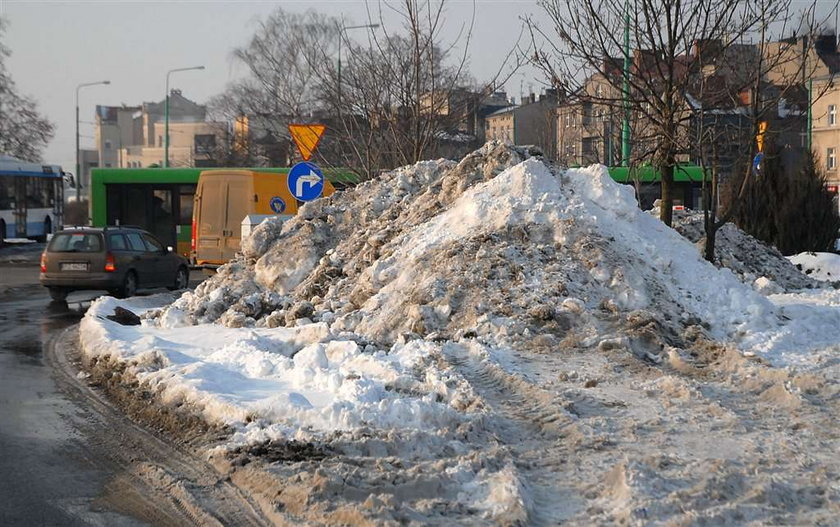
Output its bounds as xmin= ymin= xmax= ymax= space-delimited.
xmin=287 ymin=161 xmax=325 ymax=202
xmin=753 ymin=152 xmax=764 ymax=172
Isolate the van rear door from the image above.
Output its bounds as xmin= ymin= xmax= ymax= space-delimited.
xmin=196 ymin=178 xmax=225 ymax=263
xmin=222 ymin=178 xmax=251 ymax=261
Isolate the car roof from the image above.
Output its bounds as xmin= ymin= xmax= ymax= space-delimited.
xmin=57 ymin=226 xmax=147 ymax=234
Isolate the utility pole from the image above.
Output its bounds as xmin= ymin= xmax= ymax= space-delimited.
xmin=164 ymin=66 xmax=204 ymax=168
xmin=621 ymin=0 xmax=631 ymax=166
xmin=75 ymin=80 xmax=110 ymax=203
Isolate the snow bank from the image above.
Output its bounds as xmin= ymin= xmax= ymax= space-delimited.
xmin=671 ymin=209 xmax=822 ymax=291
xmin=788 ymin=252 xmax=840 ymax=283
xmin=81 ymin=296 xmax=481 ymax=439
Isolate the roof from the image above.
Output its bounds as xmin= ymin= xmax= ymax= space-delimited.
xmin=486 ymin=105 xmax=518 ymax=118
xmin=607 ymin=165 xmax=708 ymax=183
xmin=0 ymin=155 xmax=63 ymax=177
xmin=90 ymin=167 xmax=361 ymax=185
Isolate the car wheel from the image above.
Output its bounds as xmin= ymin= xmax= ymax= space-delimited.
xmin=48 ymin=287 xmax=68 ymax=302
xmin=168 ymin=266 xmax=189 ymax=291
xmin=118 ymin=271 xmax=138 ymax=299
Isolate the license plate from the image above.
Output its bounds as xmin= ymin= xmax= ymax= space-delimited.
xmin=60 ymin=262 xmax=88 ymax=272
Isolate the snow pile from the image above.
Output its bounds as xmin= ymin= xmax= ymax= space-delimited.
xmin=77 ymin=142 xmax=837 ymax=442
xmin=671 ymin=210 xmax=822 ymax=291
xmin=788 ymin=252 xmax=840 ymax=284
xmin=159 ymin=146 xmax=784 ymax=357
xmin=81 ymin=296 xmax=481 ymax=438
xmin=79 ymin=143 xmax=840 ymax=524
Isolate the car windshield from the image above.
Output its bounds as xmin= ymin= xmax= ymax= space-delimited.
xmin=49 ymin=233 xmax=103 ymax=253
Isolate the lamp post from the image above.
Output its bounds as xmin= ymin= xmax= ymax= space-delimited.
xmin=164 ymin=66 xmax=205 ymax=168
xmin=621 ymin=0 xmax=631 ymax=166
xmin=337 ymin=23 xmax=379 ymax=110
xmin=75 ymin=80 xmax=110 ymax=202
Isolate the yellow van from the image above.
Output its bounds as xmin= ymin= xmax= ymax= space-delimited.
xmin=192 ymin=170 xmax=335 ymax=266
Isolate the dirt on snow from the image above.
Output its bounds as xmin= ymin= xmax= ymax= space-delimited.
xmin=84 ymin=142 xmax=839 ymax=525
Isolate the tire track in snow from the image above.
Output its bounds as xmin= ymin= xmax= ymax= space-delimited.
xmin=443 ymin=342 xmax=588 ymax=525
xmin=48 ymin=326 xmax=270 ymax=527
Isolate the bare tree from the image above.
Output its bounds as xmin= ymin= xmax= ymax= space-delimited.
xmin=692 ymin=1 xmax=825 ymax=262
xmin=323 ymin=0 xmax=524 ymax=178
xmin=0 ymin=18 xmax=54 ymax=162
xmin=211 ymin=2 xmax=523 ymax=178
xmin=528 ymin=0 xmax=790 ymax=227
xmin=209 ymin=8 xmax=340 ymax=165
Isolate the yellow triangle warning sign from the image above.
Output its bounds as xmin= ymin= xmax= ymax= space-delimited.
xmin=288 ymin=123 xmax=326 ymax=161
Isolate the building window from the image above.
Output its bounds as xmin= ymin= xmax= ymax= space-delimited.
xmin=158 ymin=135 xmax=163 ymax=147
xmin=194 ymin=134 xmax=216 ymax=155
xmin=104 ymin=140 xmax=112 ymax=150
xmin=830 ymin=105 xmax=837 ymax=126
xmin=582 ymin=103 xmax=593 ymax=126
xmin=582 ymin=137 xmax=597 ymax=158
xmin=828 ymin=147 xmax=836 ymax=170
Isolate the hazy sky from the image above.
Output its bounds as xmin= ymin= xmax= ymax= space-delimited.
xmin=1 ymin=0 xmax=544 ymax=170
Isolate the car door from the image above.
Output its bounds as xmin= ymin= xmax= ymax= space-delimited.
xmin=142 ymin=233 xmax=171 ymax=286
xmin=124 ymin=231 xmax=156 ymax=287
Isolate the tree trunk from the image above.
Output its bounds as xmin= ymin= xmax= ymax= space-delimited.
xmin=704 ymin=226 xmax=716 ymax=263
xmin=659 ymin=162 xmax=674 ymax=226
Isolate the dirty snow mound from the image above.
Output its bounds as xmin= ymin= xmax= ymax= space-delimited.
xmin=162 ymin=146 xmax=780 ymax=358
xmin=671 ymin=210 xmax=822 ymax=291
xmin=82 ymin=144 xmax=840 ymax=525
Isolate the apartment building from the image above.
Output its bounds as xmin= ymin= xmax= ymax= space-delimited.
xmin=809 ymin=76 xmax=840 ymax=198
xmin=485 ymin=90 xmax=558 ymax=158
xmin=94 ymin=90 xmax=221 ymax=170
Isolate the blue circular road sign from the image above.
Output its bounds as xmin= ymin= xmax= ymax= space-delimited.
xmin=288 ymin=161 xmax=325 ymax=202
xmin=269 ymin=196 xmax=286 ymax=213
xmin=753 ymin=152 xmax=764 ymax=172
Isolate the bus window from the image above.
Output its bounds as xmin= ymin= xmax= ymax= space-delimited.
xmin=0 ymin=176 xmax=12 ymax=210
xmin=122 ymin=187 xmax=147 ymax=227
xmin=152 ymin=189 xmax=174 ymax=246
xmin=179 ymin=185 xmax=194 ymax=225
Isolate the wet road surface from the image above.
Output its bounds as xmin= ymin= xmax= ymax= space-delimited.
xmin=0 ymin=263 xmax=146 ymax=525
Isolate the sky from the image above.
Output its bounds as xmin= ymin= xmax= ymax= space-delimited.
xmin=0 ymin=0 xmax=545 ymax=170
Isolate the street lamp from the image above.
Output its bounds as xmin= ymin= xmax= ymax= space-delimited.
xmin=164 ymin=66 xmax=205 ymax=168
xmin=337 ymin=23 xmax=379 ymax=110
xmin=75 ymin=80 xmax=110 ymax=202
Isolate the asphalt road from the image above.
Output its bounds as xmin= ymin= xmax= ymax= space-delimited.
xmin=0 ymin=263 xmax=147 ymax=526
xmin=0 ymin=259 xmax=261 ymax=526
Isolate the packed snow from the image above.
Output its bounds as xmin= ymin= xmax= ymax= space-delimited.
xmin=788 ymin=251 xmax=840 ymax=283
xmin=80 ymin=142 xmax=840 ymax=525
